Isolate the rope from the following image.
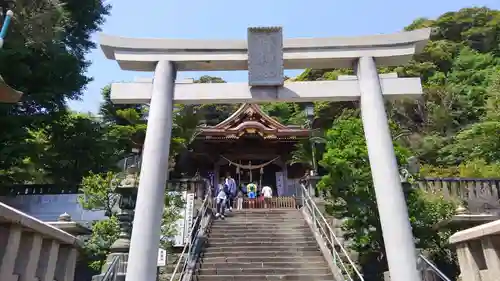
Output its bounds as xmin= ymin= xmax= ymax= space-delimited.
xmin=221 ymin=155 xmax=280 ymax=171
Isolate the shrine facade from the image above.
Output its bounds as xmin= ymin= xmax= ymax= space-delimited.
xmin=190 ymin=103 xmax=310 ymax=197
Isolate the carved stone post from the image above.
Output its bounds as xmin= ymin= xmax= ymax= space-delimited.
xmin=92 ymin=166 xmax=139 ymax=281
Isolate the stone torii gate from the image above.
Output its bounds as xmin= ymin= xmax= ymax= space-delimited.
xmin=100 ymin=27 xmax=430 ymax=281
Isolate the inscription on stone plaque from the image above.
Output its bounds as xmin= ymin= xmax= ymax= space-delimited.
xmin=247 ymin=26 xmax=284 ymax=86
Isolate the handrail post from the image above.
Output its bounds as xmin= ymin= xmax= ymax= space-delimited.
xmin=312 ymin=204 xmax=317 ymax=229
xmin=330 ymin=229 xmax=336 ymax=265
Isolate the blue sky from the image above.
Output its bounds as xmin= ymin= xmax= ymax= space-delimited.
xmin=68 ymin=0 xmax=500 ymax=114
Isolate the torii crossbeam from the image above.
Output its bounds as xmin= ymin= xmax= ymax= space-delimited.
xmin=100 ymin=27 xmax=430 ymax=281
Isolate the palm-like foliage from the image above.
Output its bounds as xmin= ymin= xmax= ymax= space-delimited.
xmin=171 ymin=104 xmax=202 ymax=154
xmin=289 ymin=135 xmax=326 ymax=168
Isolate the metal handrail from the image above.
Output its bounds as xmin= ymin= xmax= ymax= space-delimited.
xmin=101 ymin=255 xmax=121 ymax=281
xmin=300 ymin=183 xmax=364 ymax=281
xmin=169 ymin=182 xmax=213 ymax=281
xmin=418 ymin=254 xmax=452 ymax=281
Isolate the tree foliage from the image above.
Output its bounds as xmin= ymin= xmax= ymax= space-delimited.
xmin=290 ymin=7 xmax=500 ymax=280
xmin=318 ymin=116 xmax=456 ymax=280
xmin=0 ymin=0 xmax=110 ymax=185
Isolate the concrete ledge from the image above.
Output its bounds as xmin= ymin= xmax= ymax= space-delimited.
xmin=99 ymin=28 xmax=431 ymax=71
xmin=0 ymin=202 xmax=80 ymax=247
xmin=449 ymin=219 xmax=500 ymax=244
xmin=110 ymin=77 xmax=423 ymax=104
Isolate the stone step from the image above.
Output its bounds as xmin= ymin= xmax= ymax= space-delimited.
xmin=212 ymin=221 xmax=307 ymax=225
xmin=199 ymin=261 xmax=327 ymax=269
xmin=195 ymin=273 xmax=335 ymax=281
xmin=210 ymin=227 xmax=310 ymax=233
xmin=208 ymin=236 xmax=316 ymax=244
xmin=212 ymin=220 xmax=306 ymax=225
xmin=225 ymin=215 xmax=301 ymax=220
xmin=233 ymin=209 xmax=299 ymax=213
xmin=198 ymin=267 xmax=332 ymax=275
xmin=205 ymin=245 xmax=320 ymax=253
xmin=203 ymin=250 xmax=323 ymax=258
xmin=202 ymin=256 xmax=326 ymax=264
xmin=217 ymin=213 xmax=301 ymax=218
xmin=227 ymin=212 xmax=300 ymax=217
xmin=209 ymin=232 xmax=311 ymax=238
xmin=210 ymin=226 xmax=310 ymax=233
xmin=208 ymin=239 xmax=318 ymax=247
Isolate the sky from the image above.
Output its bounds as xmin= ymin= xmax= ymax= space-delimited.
xmin=68 ymin=0 xmax=500 ymax=114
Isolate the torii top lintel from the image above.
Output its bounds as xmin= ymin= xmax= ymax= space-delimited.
xmin=99 ymin=27 xmax=431 ymax=72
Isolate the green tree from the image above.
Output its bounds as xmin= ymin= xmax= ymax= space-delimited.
xmin=84 ymin=217 xmax=120 ymax=271
xmin=0 ymin=0 xmax=110 ymax=184
xmin=77 ymin=171 xmax=121 ymax=270
xmin=78 ymin=171 xmax=185 ymax=270
xmin=318 ymin=115 xmax=456 ymax=280
xmin=78 ymin=171 xmax=120 ymax=217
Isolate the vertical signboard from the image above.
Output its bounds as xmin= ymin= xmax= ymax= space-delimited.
xmin=183 ymin=193 xmax=195 ymax=244
xmin=169 ymin=190 xmax=186 ymax=247
xmin=167 ymin=191 xmax=195 ymax=247
xmin=157 ymin=248 xmax=167 ymax=267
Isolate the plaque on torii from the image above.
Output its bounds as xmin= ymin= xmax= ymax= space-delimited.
xmin=247 ymin=27 xmax=284 ymax=87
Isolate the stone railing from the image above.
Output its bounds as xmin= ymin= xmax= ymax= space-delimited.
xmin=449 ymin=219 xmax=500 ymax=281
xmin=0 ymin=202 xmax=81 ymax=281
xmin=417 ymin=178 xmax=500 ymax=214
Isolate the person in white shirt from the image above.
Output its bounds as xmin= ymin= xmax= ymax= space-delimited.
xmin=261 ymin=185 xmax=273 ymax=208
xmin=215 ymin=177 xmax=228 ymax=219
xmin=236 ymin=188 xmax=244 ymax=210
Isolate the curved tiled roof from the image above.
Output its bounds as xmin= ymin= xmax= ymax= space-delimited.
xmin=199 ymin=104 xmax=310 ymax=139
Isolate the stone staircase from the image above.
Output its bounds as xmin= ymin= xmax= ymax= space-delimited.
xmin=195 ymin=209 xmax=336 ymax=281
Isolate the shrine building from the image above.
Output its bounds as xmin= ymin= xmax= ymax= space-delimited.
xmin=189 ymin=103 xmax=311 ymax=198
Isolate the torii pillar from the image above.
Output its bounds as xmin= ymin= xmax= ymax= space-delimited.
xmin=99 ymin=26 xmax=431 ymax=281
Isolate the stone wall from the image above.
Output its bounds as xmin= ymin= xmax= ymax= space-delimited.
xmin=0 ymin=202 xmax=81 ymax=281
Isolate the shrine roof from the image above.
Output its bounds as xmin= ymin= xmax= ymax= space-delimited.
xmin=198 ymin=104 xmax=310 ymax=140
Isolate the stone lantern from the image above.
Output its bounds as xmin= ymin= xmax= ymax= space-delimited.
xmin=92 ymin=165 xmax=139 ymax=281
xmin=191 ymin=172 xmax=206 ymax=200
xmin=190 ymin=172 xmax=207 ymax=214
xmin=400 ymin=156 xmax=419 ymax=200
xmin=110 ymin=165 xmax=139 ymax=252
xmin=47 ymin=212 xmax=92 ymax=236
xmin=303 ymin=170 xmax=321 ymax=198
